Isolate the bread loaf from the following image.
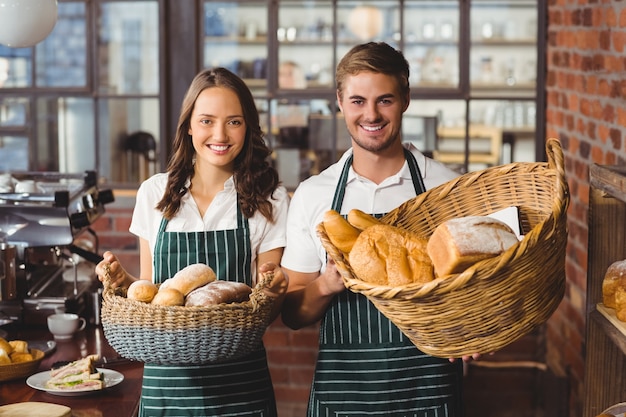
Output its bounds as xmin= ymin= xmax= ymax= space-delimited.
xmin=427 ymin=216 xmax=520 ymax=277
xmin=160 ymin=263 xmax=217 ymax=296
xmin=602 ymin=259 xmax=626 ymax=309
xmin=347 ymin=209 xmax=381 ymax=231
xmin=349 ymin=224 xmax=433 ymax=286
xmin=323 ymin=210 xmax=361 ymax=254
xmin=151 ymin=288 xmax=185 ymax=306
xmin=127 ymin=280 xmax=159 ymax=303
xmin=185 ymin=281 xmax=252 ymax=307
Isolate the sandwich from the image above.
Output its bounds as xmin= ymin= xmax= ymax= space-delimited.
xmin=45 ymin=354 xmax=103 ymax=391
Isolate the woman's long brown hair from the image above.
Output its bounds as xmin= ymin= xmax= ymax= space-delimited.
xmin=156 ymin=67 xmax=279 ymax=221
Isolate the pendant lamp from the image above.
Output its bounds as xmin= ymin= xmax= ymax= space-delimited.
xmin=0 ymin=0 xmax=58 ymax=48
xmin=348 ymin=5 xmax=383 ymax=41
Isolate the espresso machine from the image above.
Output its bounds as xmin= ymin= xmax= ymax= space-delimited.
xmin=0 ymin=170 xmax=114 ymax=326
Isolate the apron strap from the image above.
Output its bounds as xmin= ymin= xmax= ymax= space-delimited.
xmin=331 ymin=148 xmax=426 ymax=212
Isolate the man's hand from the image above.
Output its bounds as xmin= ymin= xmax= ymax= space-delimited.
xmin=318 ymin=256 xmax=346 ymax=296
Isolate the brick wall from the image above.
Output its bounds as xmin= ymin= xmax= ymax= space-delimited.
xmin=545 ymin=2 xmax=626 ymax=416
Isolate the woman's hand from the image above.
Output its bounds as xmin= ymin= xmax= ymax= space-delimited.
xmin=258 ymin=262 xmax=288 ymax=299
xmin=95 ymin=251 xmax=131 ymax=289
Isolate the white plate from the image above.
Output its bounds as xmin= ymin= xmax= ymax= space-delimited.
xmin=26 ymin=368 xmax=124 ymax=396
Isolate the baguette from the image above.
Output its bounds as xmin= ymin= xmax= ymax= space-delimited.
xmin=347 ymin=209 xmax=381 ymax=231
xmin=322 ymin=210 xmax=361 ymax=254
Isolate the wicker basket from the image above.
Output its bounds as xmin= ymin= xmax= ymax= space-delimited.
xmin=0 ymin=349 xmax=45 ymax=382
xmin=317 ymin=138 xmax=569 ymax=358
xmin=101 ymin=274 xmax=275 ymax=365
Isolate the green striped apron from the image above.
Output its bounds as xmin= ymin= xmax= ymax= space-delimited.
xmin=308 ymin=149 xmax=464 ymax=417
xmin=139 ymin=201 xmax=277 ymax=417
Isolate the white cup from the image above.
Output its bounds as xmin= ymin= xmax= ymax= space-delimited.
xmin=14 ymin=180 xmax=37 ymax=193
xmin=47 ymin=313 xmax=86 ymax=340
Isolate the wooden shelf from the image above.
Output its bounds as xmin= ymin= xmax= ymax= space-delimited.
xmin=583 ymin=165 xmax=626 ymax=417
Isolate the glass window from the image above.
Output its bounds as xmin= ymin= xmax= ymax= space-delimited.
xmin=278 ymin=1 xmax=334 ymax=89
xmin=403 ymin=1 xmax=460 ymax=89
xmin=470 ymin=0 xmax=537 ymax=97
xmin=203 ymin=1 xmax=268 ymax=91
xmin=0 ymin=47 xmax=31 ymax=88
xmin=33 ymin=97 xmax=94 ymax=173
xmin=99 ymin=2 xmax=159 ymax=95
xmin=97 ymin=98 xmax=160 ymax=184
xmin=0 ymin=0 xmax=161 ymax=187
xmin=0 ymin=136 xmax=29 ymax=171
xmin=0 ymin=97 xmax=28 ymax=127
xmin=35 ymin=2 xmax=88 ymax=88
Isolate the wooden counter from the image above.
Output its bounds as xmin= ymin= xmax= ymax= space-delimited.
xmin=0 ymin=324 xmax=143 ymax=417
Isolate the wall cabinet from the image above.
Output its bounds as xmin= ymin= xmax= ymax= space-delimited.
xmin=583 ymin=164 xmax=626 ymax=417
xmin=201 ymin=0 xmax=545 ymax=189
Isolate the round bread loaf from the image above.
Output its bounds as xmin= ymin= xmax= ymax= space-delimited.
xmin=349 ymin=224 xmax=434 ymax=286
xmin=127 ymin=280 xmax=159 ymax=303
xmin=602 ymin=259 xmax=626 ymax=309
xmin=151 ymin=288 xmax=185 ymax=306
xmin=185 ymin=281 xmax=252 ymax=307
xmin=160 ymin=263 xmax=217 ymax=296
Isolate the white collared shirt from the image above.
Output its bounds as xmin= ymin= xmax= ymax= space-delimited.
xmin=130 ymin=173 xmax=289 ymax=276
xmin=281 ymin=143 xmax=459 ymax=274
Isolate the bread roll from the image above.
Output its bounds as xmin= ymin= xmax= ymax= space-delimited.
xmin=602 ymin=259 xmax=626 ymax=309
xmin=0 ymin=349 xmax=10 ymax=365
xmin=160 ymin=263 xmax=217 ymax=296
xmin=0 ymin=338 xmax=13 ymax=355
xmin=427 ymin=216 xmax=520 ymax=277
xmin=127 ymin=280 xmax=159 ymax=303
xmin=349 ymin=224 xmax=434 ymax=286
xmin=347 ymin=209 xmax=381 ymax=231
xmin=151 ymin=288 xmax=185 ymax=306
xmin=8 ymin=340 xmax=28 ymax=354
xmin=185 ymin=281 xmax=252 ymax=307
xmin=10 ymin=352 xmax=33 ymax=363
xmin=323 ymin=210 xmax=361 ymax=254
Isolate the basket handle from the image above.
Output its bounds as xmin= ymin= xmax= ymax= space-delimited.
xmin=545 ymin=138 xmax=570 ymax=223
xmin=249 ymin=269 xmax=275 ymax=313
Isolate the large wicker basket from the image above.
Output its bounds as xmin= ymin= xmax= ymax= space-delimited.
xmin=101 ymin=274 xmax=275 ymax=365
xmin=317 ymin=138 xmax=569 ymax=358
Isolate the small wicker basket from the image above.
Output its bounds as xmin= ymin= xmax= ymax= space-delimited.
xmin=101 ymin=274 xmax=275 ymax=365
xmin=317 ymin=138 xmax=569 ymax=358
xmin=0 ymin=349 xmax=45 ymax=382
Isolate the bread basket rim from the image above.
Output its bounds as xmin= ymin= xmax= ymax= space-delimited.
xmin=325 ymin=137 xmax=568 ymax=297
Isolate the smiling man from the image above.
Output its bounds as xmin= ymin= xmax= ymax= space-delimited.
xmin=281 ymin=42 xmax=466 ymax=416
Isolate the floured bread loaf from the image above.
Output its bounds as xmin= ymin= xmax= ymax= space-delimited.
xmin=349 ymin=224 xmax=434 ymax=286
xmin=427 ymin=216 xmax=520 ymax=277
xmin=160 ymin=263 xmax=217 ymax=296
xmin=185 ymin=281 xmax=252 ymax=306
